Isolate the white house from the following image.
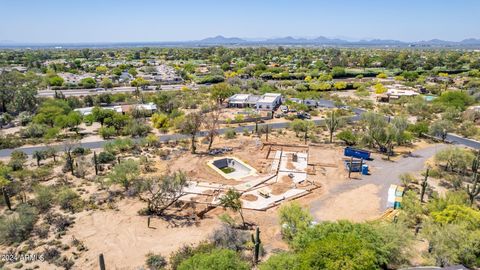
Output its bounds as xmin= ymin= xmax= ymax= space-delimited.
xmin=255 ymin=93 xmax=282 ymax=111
xmin=228 ymin=94 xmax=260 ymax=108
xmin=74 ymin=103 xmax=157 ymax=116
xmin=228 ymin=93 xmax=282 ymax=110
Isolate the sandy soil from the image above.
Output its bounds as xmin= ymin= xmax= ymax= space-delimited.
xmin=313 ymin=184 xmax=381 ymax=222
xmin=68 ymin=199 xmax=221 ymax=270
xmin=242 ymin=194 xmax=258 ymax=201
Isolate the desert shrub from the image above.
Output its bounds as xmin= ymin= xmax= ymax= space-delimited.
xmin=259 ymin=252 xmax=299 ymax=270
xmin=98 ymin=151 xmax=116 ymax=163
xmin=20 ymin=123 xmax=48 ymax=138
xmin=56 ymin=188 xmax=83 ymax=213
xmin=33 ymin=223 xmax=50 ymax=239
xmin=104 ymin=138 xmax=134 ymax=154
xmin=99 ymin=126 xmax=116 ymax=139
xmin=279 ymin=202 xmax=313 ymax=242
xmin=33 ymin=185 xmax=55 ymax=212
xmin=123 ymin=121 xmax=151 ymax=137
xmin=210 ymin=225 xmax=249 ymax=251
xmin=9 ymin=150 xmax=28 ymax=171
xmin=146 ymin=253 xmax=167 ymax=270
xmin=336 ymin=130 xmax=358 ymax=146
xmin=0 ymin=204 xmax=39 ymax=245
xmin=42 ymin=247 xmax=60 ymax=262
xmin=224 ymin=128 xmax=236 ymax=139
xmin=54 ymin=256 xmax=75 ymax=269
xmin=72 ymin=147 xmax=89 ymax=156
xmin=177 ymin=248 xmax=249 ymax=270
xmin=169 ymin=241 xmax=215 ymax=270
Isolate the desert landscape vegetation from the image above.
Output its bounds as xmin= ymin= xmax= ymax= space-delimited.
xmin=1 ymin=3 xmax=480 ymax=268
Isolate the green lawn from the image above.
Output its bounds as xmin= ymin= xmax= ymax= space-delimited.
xmin=220 ymin=167 xmax=235 ymax=174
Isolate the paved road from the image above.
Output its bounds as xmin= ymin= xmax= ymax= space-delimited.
xmin=0 ymin=116 xmax=354 ymax=157
xmin=446 ymin=133 xmax=480 ymax=149
xmin=37 ymin=84 xmax=197 ymax=97
xmin=309 ymin=144 xmax=449 ymax=219
xmin=2 ymin=102 xmax=479 ymax=157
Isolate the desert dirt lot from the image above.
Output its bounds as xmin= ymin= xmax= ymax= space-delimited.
xmin=0 ymin=130 xmax=440 ymax=269
xmin=66 ymin=133 xmax=348 ymax=269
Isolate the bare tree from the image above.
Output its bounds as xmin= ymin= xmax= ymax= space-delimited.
xmin=204 ymin=106 xmax=222 ymax=150
xmin=178 ymin=112 xmax=203 ymax=154
xmin=137 ymin=171 xmax=188 ymax=215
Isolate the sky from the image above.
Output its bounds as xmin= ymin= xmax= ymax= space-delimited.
xmin=1 ymin=0 xmax=480 ymax=43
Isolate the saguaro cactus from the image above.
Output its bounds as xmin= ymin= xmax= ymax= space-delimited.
xmin=251 ymin=227 xmax=261 ymax=264
xmin=93 ymin=151 xmax=99 ymax=176
xmin=99 ymin=253 xmax=106 ymax=270
xmin=467 ymin=152 xmax=480 ymax=205
xmin=65 ymin=150 xmax=74 ymax=175
xmin=265 ymin=125 xmax=269 ymax=142
xmin=420 ymin=168 xmax=429 ymax=203
xmin=2 ymin=188 xmax=11 ymax=210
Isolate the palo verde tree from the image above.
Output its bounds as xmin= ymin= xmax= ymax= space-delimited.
xmin=107 ymin=159 xmax=140 ymax=191
xmin=137 ymin=171 xmax=188 ymax=215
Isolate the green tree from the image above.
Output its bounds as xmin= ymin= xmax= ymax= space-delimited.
xmin=279 ymin=202 xmax=313 ymax=242
xmin=298 ymin=232 xmax=377 ymax=270
xmin=374 ymin=83 xmax=387 ymax=94
xmin=80 ymin=77 xmax=97 ymax=89
xmin=211 ymin=83 xmax=238 ymax=104
xmin=429 ymin=119 xmax=453 ymax=142
xmin=137 ymin=171 xmax=188 ymax=215
xmin=178 ymin=249 xmax=249 ymax=270
xmin=33 ymin=99 xmax=72 ymax=127
xmin=100 ymin=77 xmax=113 ymax=89
xmin=95 ymin=66 xmax=108 ymax=75
xmin=333 ymin=81 xmax=347 ymax=90
xmin=336 ymin=130 xmax=358 ymax=146
xmin=435 ymin=91 xmax=474 ymax=111
xmin=259 ymin=252 xmax=299 ymax=270
xmin=128 ymin=67 xmax=138 ymax=77
xmin=107 ymin=159 xmax=140 ymax=191
xmin=219 ymin=188 xmax=245 ymax=227
xmin=289 ymin=119 xmax=310 ymax=137
xmin=331 ymin=67 xmax=346 ymax=78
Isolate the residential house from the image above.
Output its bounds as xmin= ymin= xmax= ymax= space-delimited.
xmin=227 ymin=93 xmax=282 ymax=110
xmin=255 ymin=93 xmax=282 ymax=111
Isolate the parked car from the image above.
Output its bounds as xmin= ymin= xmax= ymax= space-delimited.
xmin=297 ymin=112 xmax=311 ymax=119
xmin=280 ymin=105 xmax=289 ymax=113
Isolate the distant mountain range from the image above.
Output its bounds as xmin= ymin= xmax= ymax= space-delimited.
xmin=2 ymin=35 xmax=480 ymax=48
xmin=197 ymin=35 xmax=480 ymax=47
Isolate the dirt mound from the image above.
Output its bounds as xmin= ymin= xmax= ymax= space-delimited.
xmin=242 ymin=194 xmax=258 ymax=201
xmin=271 ymin=184 xmax=291 ymax=195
